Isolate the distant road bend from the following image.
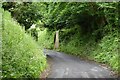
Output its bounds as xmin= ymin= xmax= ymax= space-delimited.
xmin=43 ymin=49 xmax=114 ymax=78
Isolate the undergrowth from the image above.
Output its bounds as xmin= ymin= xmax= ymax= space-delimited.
xmin=2 ymin=8 xmax=46 ymax=78
xmin=60 ymin=26 xmax=119 ymax=75
xmin=38 ymin=25 xmax=119 ymax=76
xmin=38 ymin=28 xmax=54 ymax=49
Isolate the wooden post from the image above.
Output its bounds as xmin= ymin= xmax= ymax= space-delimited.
xmin=54 ymin=30 xmax=59 ymax=49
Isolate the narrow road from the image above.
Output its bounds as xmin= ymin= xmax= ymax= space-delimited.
xmin=43 ymin=49 xmax=113 ymax=78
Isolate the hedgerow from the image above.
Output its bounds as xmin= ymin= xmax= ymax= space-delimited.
xmin=2 ymin=8 xmax=46 ymax=78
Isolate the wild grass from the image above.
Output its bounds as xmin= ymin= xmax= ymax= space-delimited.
xmin=38 ymin=28 xmax=54 ymax=49
xmin=60 ymin=26 xmax=119 ymax=75
xmin=2 ymin=8 xmax=46 ymax=78
xmin=38 ymin=25 xmax=119 ymax=76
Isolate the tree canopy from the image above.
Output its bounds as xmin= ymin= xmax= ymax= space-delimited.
xmin=2 ymin=2 xmax=118 ymax=31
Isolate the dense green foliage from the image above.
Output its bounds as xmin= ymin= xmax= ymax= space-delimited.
xmin=59 ymin=26 xmax=119 ymax=71
xmin=2 ymin=2 xmax=119 ymax=76
xmin=38 ymin=25 xmax=119 ymax=74
xmin=38 ymin=28 xmax=54 ymax=49
xmin=36 ymin=2 xmax=119 ymax=75
xmin=2 ymin=2 xmax=42 ymax=30
xmin=1 ymin=8 xmax=46 ymax=78
xmin=2 ymin=2 xmax=118 ymax=31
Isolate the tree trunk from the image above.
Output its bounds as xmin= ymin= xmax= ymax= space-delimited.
xmin=54 ymin=31 xmax=59 ymax=49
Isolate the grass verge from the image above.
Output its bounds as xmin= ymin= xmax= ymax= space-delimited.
xmin=2 ymin=8 xmax=47 ymax=78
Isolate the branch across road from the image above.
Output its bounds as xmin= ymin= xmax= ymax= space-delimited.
xmin=43 ymin=49 xmax=114 ymax=78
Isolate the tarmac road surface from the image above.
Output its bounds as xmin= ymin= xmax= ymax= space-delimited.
xmin=43 ymin=49 xmax=114 ymax=78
